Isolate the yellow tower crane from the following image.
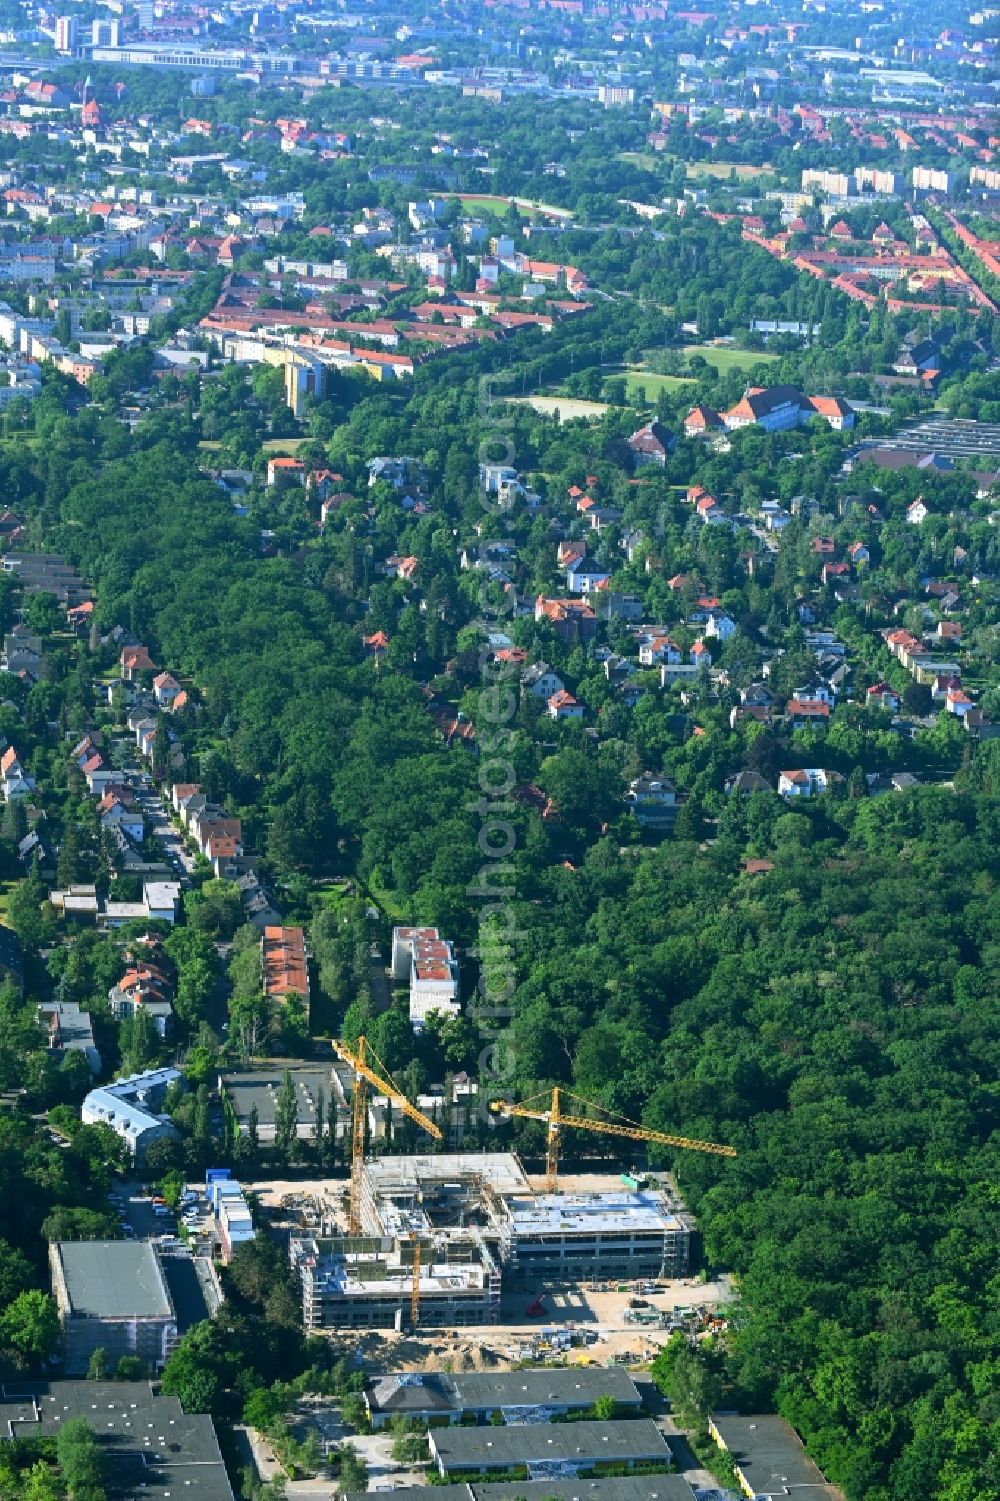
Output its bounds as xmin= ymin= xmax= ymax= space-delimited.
xmin=490 ymin=1086 xmax=736 ymax=1191
xmin=332 ymin=1036 xmax=443 ymax=1327
xmin=333 ymin=1035 xmax=444 ymax=1231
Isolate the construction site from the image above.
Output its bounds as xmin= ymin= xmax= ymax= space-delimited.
xmin=288 ymin=1152 xmax=697 ymax=1332
xmin=284 ymin=1042 xmax=735 ymax=1338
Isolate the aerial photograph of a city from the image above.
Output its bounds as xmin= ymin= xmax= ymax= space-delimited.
xmin=0 ymin=3 xmax=995 ymax=1500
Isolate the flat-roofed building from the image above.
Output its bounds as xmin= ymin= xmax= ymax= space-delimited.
xmin=289 ymin=1232 xmax=501 ymax=1330
xmin=360 ymin=1153 xmax=531 ymax=1237
xmin=219 ymin=1062 xmax=352 ymax=1144
xmin=491 ymin=1187 xmax=693 ymax=1281
xmin=708 ymin=1413 xmax=845 ymax=1500
xmin=391 ymin=925 xmax=460 ymax=1029
xmin=343 ymin=1479 xmax=696 ymax=1501
xmin=0 ymin=1381 xmax=234 ymax=1501
xmin=428 ymin=1418 xmax=673 ymax=1477
xmin=365 ymin=1367 xmax=643 ymax=1428
xmin=48 ymin=1241 xmax=178 ymax=1374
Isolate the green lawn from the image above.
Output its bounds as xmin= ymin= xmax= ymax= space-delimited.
xmin=680 ymin=343 xmax=779 ymax=375
xmin=458 ymin=194 xmax=510 ymax=216
xmin=687 ymin=162 xmax=775 ymax=181
xmin=615 ymin=370 xmax=696 ymax=399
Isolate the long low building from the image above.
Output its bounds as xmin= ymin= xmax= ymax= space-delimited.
xmin=344 ymin=1478 xmax=696 ymax=1501
xmin=366 ymin=1368 xmax=643 ymax=1428
xmin=428 ymin=1418 xmax=673 ymax=1477
xmin=708 ymin=1413 xmax=845 ymax=1501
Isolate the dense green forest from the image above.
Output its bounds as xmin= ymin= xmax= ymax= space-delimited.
xmin=0 ymin=389 xmax=991 ymax=1498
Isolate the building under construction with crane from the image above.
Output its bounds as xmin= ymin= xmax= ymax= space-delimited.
xmin=285 ymin=1042 xmax=731 ymax=1331
xmin=288 ymin=1152 xmax=694 ymax=1330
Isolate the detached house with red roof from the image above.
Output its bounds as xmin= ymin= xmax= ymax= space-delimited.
xmin=266 ymin=456 xmax=306 ymax=487
xmin=684 ymin=405 xmax=725 ymax=438
xmin=547 ymin=689 xmax=584 ymax=721
xmin=120 ymin=645 xmax=155 ymax=681
xmin=628 ymin=420 xmax=676 ymax=467
xmin=153 ymin=672 xmax=182 ymax=708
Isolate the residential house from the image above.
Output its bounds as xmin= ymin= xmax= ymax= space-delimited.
xmin=566 ymin=557 xmax=612 ymax=595
xmin=152 ymin=672 xmax=182 ymax=708
xmin=120 ymin=645 xmax=155 ymax=681
xmin=266 ymin=456 xmax=305 ymax=487
xmin=848 ymin=542 xmax=870 ymax=565
xmin=696 ymin=493 xmax=725 ymax=525
xmin=1 ymin=627 xmax=42 ymax=677
xmin=725 ymin=769 xmax=774 ymax=795
xmin=639 ymin=634 xmax=681 ymax=667
xmin=2 ymin=746 xmax=36 ymax=801
xmin=262 ymin=926 xmax=310 ymax=1017
xmin=785 ymin=698 xmax=831 ymax=729
xmin=109 ymin=956 xmax=173 ymax=1037
xmin=391 ymin=925 xmax=460 ymax=1031
xmin=626 ymin=774 xmax=677 ymax=831
xmin=690 ymin=639 xmax=712 ymax=668
xmin=907 ymin=498 xmax=929 ymax=525
xmin=704 ymin=612 xmax=736 ymax=641
xmin=548 ymin=689 xmax=584 ymax=721
xmin=522 ymin=663 xmax=565 ymax=701
xmin=628 ymin=420 xmax=675 ymax=467
xmin=684 ymin=404 xmax=725 ymax=437
xmin=18 ymin=828 xmax=54 ymax=875
xmin=866 ymin=682 xmax=901 ymax=711
xmin=142 ymin=882 xmax=181 ymax=924
xmin=778 ymin=767 xmax=839 ymax=797
xmin=171 ymin=783 xmax=201 ymax=815
xmin=98 ymin=791 xmax=144 ymax=843
xmin=534 ymin=596 xmax=597 ymax=644
xmin=661 ymin=662 xmax=703 ymax=687
xmin=38 ymin=1000 xmax=100 ymax=1075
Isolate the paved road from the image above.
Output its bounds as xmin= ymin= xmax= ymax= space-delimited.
xmin=137 ymin=788 xmax=197 ymax=882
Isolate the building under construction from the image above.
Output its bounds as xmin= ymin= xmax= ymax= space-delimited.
xmin=288 ymin=1153 xmax=694 ymax=1328
xmin=289 ymin=1232 xmax=502 ymax=1331
xmin=359 ymin=1153 xmax=693 ymax=1282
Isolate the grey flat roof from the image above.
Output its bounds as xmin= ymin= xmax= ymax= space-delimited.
xmin=430 ymin=1419 xmax=672 ymax=1471
xmin=710 ymin=1413 xmax=843 ymax=1500
xmin=54 ymin=1241 xmax=174 ymax=1320
xmin=220 ymin=1063 xmax=343 ymax=1128
xmin=370 ymin=1368 xmax=641 ymax=1416
xmin=0 ymin=1381 xmax=233 ymax=1501
xmin=345 ymin=1476 xmax=695 ymax=1501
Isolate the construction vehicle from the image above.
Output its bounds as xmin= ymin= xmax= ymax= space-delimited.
xmin=332 ymin=1035 xmax=443 ymax=1326
xmin=490 ymin=1086 xmax=736 ymax=1191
